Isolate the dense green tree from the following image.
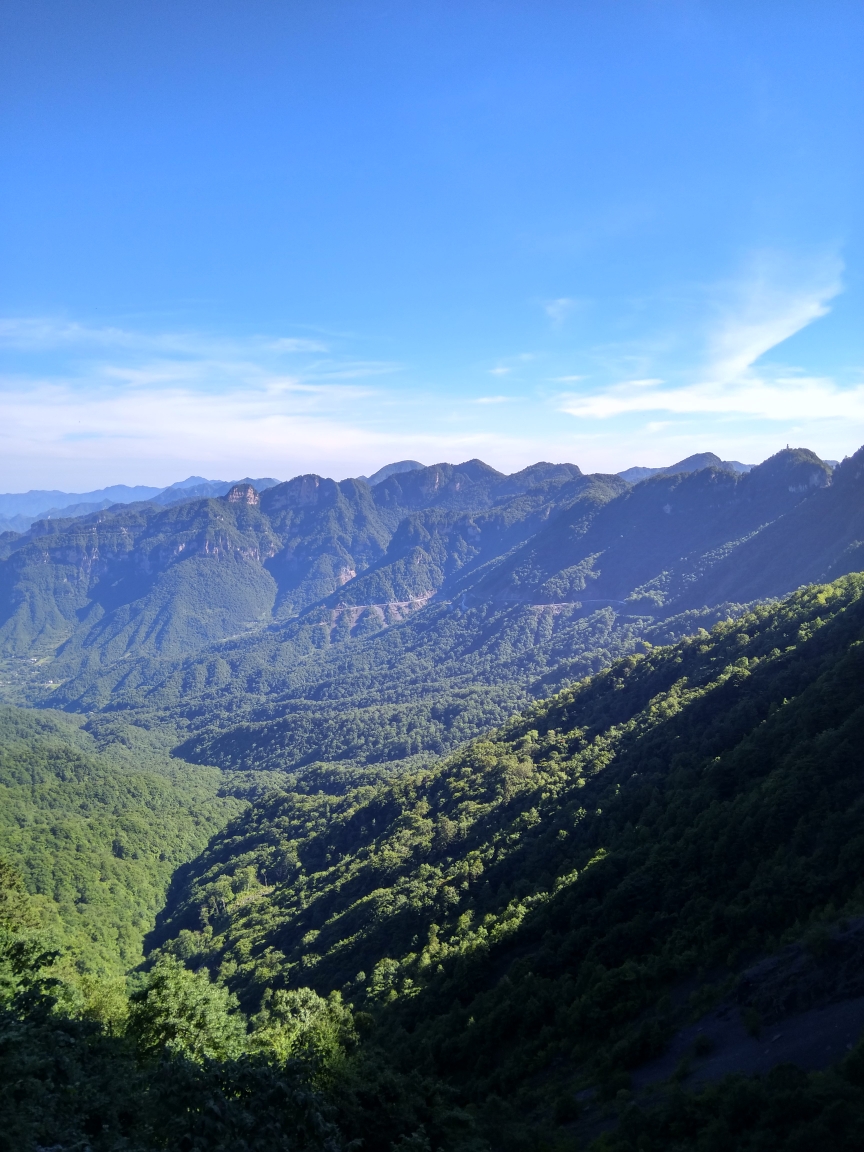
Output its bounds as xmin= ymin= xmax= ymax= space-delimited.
xmin=6 ymin=449 xmax=864 ymax=1147
xmin=128 ymin=955 xmax=247 ymax=1062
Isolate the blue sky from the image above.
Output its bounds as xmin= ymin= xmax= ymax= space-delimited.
xmin=1 ymin=0 xmax=863 ymax=489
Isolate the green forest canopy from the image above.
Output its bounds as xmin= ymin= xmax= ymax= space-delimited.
xmin=139 ymin=572 xmax=864 ymax=1140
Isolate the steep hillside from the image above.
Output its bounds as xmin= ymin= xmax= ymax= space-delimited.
xmin=0 ymin=706 xmax=241 ymax=977
xmin=469 ymin=448 xmax=830 ymax=608
xmin=0 ymin=486 xmax=281 ymax=660
xmin=675 ymin=448 xmax=864 ymax=606
xmin=146 ymin=572 xmax=864 ymax=1128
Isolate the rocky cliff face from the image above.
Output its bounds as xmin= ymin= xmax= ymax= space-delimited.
xmin=226 ymin=483 xmax=260 ymax=505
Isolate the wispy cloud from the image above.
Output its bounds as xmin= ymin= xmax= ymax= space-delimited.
xmin=0 ymin=316 xmax=412 ymax=485
xmin=473 ymin=395 xmax=514 ymax=404
xmin=705 ymin=251 xmax=843 ymax=383
xmin=560 ymin=374 xmax=864 ymax=421
xmin=559 ymin=251 xmax=850 ymax=423
xmin=0 ymin=317 xmax=563 ymax=485
xmin=0 ymin=317 xmax=329 ymax=356
xmin=303 ymin=360 xmax=404 ymax=381
xmin=544 ymin=297 xmax=581 ymax=324
xmin=0 ymin=373 xmax=580 ymax=487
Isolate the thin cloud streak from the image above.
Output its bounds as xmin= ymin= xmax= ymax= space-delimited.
xmin=560 ymin=376 xmax=864 ymax=421
xmin=544 ymin=297 xmax=582 ymax=324
xmin=559 ymin=251 xmax=851 ymax=423
xmin=0 ymin=317 xmax=329 ymax=356
xmin=705 ymin=251 xmax=843 ymax=384
xmin=0 ymin=377 xmax=569 ymax=486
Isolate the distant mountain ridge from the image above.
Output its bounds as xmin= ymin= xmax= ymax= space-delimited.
xmin=0 ymin=475 xmax=281 ymax=533
xmin=617 ymin=450 xmax=752 ymax=483
xmin=1 ymin=444 xmax=861 ymax=784
xmin=352 ymin=459 xmax=425 ymax=485
xmin=0 ymin=451 xmax=763 ymax=530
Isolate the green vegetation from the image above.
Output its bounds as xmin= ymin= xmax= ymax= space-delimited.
xmin=6 ymin=572 xmax=864 ymax=1145
xmin=5 ymin=452 xmax=864 ymax=1147
xmin=145 ymin=572 xmax=864 ymax=1142
xmin=0 ymin=860 xmax=482 ymax=1151
xmin=0 ymin=707 xmax=241 ymax=979
xmin=0 ymin=449 xmax=854 ymax=787
xmin=594 ymin=1061 xmax=864 ymax=1152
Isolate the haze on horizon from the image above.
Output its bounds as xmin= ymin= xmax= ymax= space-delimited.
xmin=1 ymin=0 xmax=863 ymax=491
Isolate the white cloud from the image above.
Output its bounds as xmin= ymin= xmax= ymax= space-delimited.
xmin=0 ymin=316 xmax=329 ymax=356
xmin=0 ymin=378 xmax=436 ymax=481
xmin=1 ymin=264 xmax=860 ymax=492
xmin=705 ymin=250 xmax=843 ymax=384
xmin=560 ymin=375 xmax=864 ymax=421
xmin=559 ymin=251 xmax=851 ymax=424
xmin=544 ymin=297 xmax=581 ymax=323
xmin=266 ymin=337 xmax=330 ymax=353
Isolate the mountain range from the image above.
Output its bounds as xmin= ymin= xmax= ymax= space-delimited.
xmin=0 ymin=474 xmax=281 ymax=533
xmin=0 ymin=448 xmax=767 ymax=534
xmin=0 ymin=445 xmax=858 ymax=783
xmin=6 ymin=445 xmax=864 ymax=1148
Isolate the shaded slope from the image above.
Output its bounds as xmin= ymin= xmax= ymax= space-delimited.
xmin=326 ymin=472 xmax=618 ymax=610
xmin=675 ymin=447 xmax=864 ymax=607
xmin=473 ymin=449 xmax=831 ymax=607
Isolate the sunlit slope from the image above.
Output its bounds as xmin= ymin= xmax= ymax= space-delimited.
xmin=0 ymin=490 xmax=280 ymax=660
xmin=0 ymin=706 xmax=241 ymax=974
xmin=149 ymin=572 xmax=864 ymax=1101
xmin=0 ymin=462 xmax=589 ymax=677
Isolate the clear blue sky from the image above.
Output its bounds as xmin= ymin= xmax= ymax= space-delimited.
xmin=1 ymin=0 xmax=863 ymax=489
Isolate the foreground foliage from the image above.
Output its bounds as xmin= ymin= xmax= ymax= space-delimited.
xmin=1 ymin=863 xmax=479 ymax=1151
xmin=596 ymin=1058 xmax=864 ymax=1152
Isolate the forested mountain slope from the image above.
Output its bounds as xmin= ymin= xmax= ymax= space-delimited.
xmin=470 ymin=447 xmax=831 ymax=608
xmin=0 ymin=706 xmax=240 ymax=978
xmin=146 ymin=571 xmax=864 ymax=1135
xmin=0 ymin=446 xmax=859 ymax=786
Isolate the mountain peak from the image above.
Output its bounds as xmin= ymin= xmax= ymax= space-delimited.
xmin=618 ymin=452 xmax=751 ymax=484
xmin=225 ymin=483 xmax=260 ymax=505
xmin=355 ymin=460 xmax=425 ymax=486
